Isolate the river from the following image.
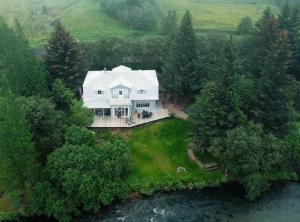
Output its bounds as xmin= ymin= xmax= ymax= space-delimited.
xmin=85 ymin=183 xmax=300 ymax=222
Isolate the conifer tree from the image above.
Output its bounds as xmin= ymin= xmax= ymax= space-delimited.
xmin=189 ymin=39 xmax=245 ymax=151
xmin=45 ymin=21 xmax=89 ymax=92
xmin=249 ymin=7 xmax=278 ymax=76
xmin=278 ymin=2 xmax=300 ymax=80
xmin=162 ymin=10 xmax=200 ymax=97
xmin=255 ymin=30 xmax=293 ymax=137
xmin=0 ymin=19 xmax=48 ymax=96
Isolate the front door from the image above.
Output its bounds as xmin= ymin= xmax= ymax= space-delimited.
xmin=114 ymin=107 xmax=129 ymax=117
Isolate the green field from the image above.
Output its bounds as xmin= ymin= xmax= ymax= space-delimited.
xmin=0 ymin=0 xmax=276 ymax=48
xmin=122 ymin=119 xmax=223 ymax=191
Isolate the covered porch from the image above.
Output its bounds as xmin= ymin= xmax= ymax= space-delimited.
xmin=90 ymin=106 xmax=170 ymax=128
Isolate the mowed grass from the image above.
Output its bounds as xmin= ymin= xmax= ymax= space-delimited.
xmin=122 ymin=119 xmax=223 ymax=187
xmin=0 ymin=0 xmax=276 ymax=48
xmin=160 ymin=0 xmax=276 ymax=31
xmin=0 ymin=0 xmax=141 ymax=48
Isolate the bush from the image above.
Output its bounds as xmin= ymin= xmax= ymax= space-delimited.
xmin=29 ymin=137 xmax=131 ymax=222
xmin=0 ymin=212 xmax=20 ymax=221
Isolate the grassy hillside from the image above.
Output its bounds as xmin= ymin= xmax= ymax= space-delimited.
xmin=0 ymin=0 xmax=276 ymax=47
xmin=121 ymin=119 xmax=223 ymax=191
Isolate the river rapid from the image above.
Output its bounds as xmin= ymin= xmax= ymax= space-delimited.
xmin=85 ymin=183 xmax=300 ymax=222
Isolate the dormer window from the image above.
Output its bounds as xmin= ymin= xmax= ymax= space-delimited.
xmin=137 ymin=89 xmax=147 ymax=94
xmin=97 ymin=90 xmax=104 ymax=95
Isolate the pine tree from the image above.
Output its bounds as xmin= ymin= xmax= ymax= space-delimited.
xmin=45 ymin=21 xmax=89 ymax=92
xmin=278 ymin=3 xmax=300 ymax=80
xmin=189 ymin=39 xmax=245 ymax=151
xmin=249 ymin=8 xmax=279 ymax=76
xmin=255 ymin=30 xmax=293 ymax=137
xmin=0 ymin=19 xmax=48 ymax=96
xmin=162 ymin=10 xmax=200 ymax=97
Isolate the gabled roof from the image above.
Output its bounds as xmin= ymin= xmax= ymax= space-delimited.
xmin=83 ymin=65 xmax=159 ymax=91
xmin=109 ymin=76 xmax=132 ymax=89
xmin=112 ymin=65 xmax=132 ymax=72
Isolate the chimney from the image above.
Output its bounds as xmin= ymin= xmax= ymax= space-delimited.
xmin=104 ymin=67 xmax=106 ymax=73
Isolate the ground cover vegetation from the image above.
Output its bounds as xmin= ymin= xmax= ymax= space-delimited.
xmin=0 ymin=0 xmax=276 ymax=48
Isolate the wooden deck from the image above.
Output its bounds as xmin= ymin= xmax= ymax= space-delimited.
xmin=90 ymin=107 xmax=170 ymax=128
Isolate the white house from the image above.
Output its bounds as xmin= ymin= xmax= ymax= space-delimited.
xmin=82 ymin=65 xmax=159 ymax=118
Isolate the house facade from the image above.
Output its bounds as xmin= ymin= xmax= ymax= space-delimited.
xmin=82 ymin=65 xmax=159 ymax=118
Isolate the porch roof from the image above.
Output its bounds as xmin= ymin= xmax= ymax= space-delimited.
xmin=110 ymin=99 xmax=131 ymax=106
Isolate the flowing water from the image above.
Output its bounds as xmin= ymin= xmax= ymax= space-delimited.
xmin=86 ymin=183 xmax=300 ymax=222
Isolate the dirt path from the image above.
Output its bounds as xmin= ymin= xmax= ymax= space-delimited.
xmin=187 ymin=148 xmax=204 ymax=169
xmin=164 ymin=103 xmax=188 ymax=120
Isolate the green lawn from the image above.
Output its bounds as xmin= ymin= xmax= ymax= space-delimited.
xmin=121 ymin=118 xmax=224 ymax=193
xmin=0 ymin=0 xmax=277 ymax=48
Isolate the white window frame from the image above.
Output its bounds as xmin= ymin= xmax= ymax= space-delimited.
xmin=136 ymin=101 xmax=150 ymax=108
xmin=96 ymin=90 xmax=104 ymax=95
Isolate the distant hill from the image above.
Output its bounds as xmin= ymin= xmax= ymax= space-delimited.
xmin=0 ymin=0 xmax=277 ymax=48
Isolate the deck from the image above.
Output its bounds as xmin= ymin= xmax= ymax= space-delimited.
xmin=90 ymin=107 xmax=170 ymax=128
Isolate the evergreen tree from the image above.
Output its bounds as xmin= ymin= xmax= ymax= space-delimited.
xmin=255 ymin=30 xmax=293 ymax=137
xmin=278 ymin=3 xmax=300 ymax=80
xmin=189 ymin=39 xmax=245 ymax=151
xmin=45 ymin=21 xmax=89 ymax=92
xmin=0 ymin=95 xmax=39 ymax=198
xmin=0 ymin=19 xmax=48 ymax=96
xmin=162 ymin=10 xmax=200 ymax=97
xmin=249 ymin=7 xmax=278 ymax=76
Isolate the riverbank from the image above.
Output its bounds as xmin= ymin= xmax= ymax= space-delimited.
xmin=81 ymin=182 xmax=300 ymax=222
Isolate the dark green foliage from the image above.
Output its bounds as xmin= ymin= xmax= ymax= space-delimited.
xmin=84 ymin=36 xmax=169 ymax=72
xmin=0 ymin=19 xmax=48 ymax=97
xmin=29 ymin=138 xmax=131 ymax=222
xmin=162 ymin=11 xmax=201 ymax=96
xmin=65 ymin=125 xmax=96 ymax=147
xmin=189 ymin=81 xmax=224 ymax=150
xmin=51 ymin=79 xmax=75 ymax=112
xmin=100 ymin=0 xmax=160 ymax=31
xmin=237 ymin=17 xmax=253 ymax=34
xmin=278 ymin=2 xmax=300 ymax=80
xmin=255 ymin=30 xmax=293 ymax=137
xmin=211 ymin=122 xmax=286 ymax=200
xmin=17 ymin=96 xmax=65 ymax=165
xmin=189 ymin=39 xmax=245 ymax=151
xmin=161 ymin=10 xmax=177 ymax=36
xmin=0 ymin=96 xmax=39 ymax=198
xmin=45 ymin=21 xmax=89 ymax=92
xmin=249 ymin=7 xmax=277 ymax=76
xmin=69 ymin=99 xmax=93 ymax=127
xmin=287 ymin=123 xmax=300 ymax=172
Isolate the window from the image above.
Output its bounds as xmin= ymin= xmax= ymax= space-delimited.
xmin=97 ymin=90 xmax=104 ymax=95
xmin=119 ymin=90 xmax=123 ymax=96
xmin=136 ymin=101 xmax=150 ymax=108
xmin=137 ymin=89 xmax=147 ymax=94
